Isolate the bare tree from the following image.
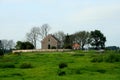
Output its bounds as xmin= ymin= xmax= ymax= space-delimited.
xmin=1 ymin=39 xmax=8 ymax=50
xmin=53 ymin=31 xmax=65 ymax=48
xmin=40 ymin=24 xmax=51 ymax=39
xmin=0 ymin=40 xmax=2 ymax=49
xmin=26 ymin=27 xmax=40 ymax=49
xmin=1 ymin=39 xmax=15 ymax=50
xmin=7 ymin=40 xmax=15 ymax=49
xmin=26 ymin=24 xmax=51 ymax=49
xmin=73 ymin=31 xmax=90 ymax=50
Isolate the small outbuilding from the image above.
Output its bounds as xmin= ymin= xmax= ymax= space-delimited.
xmin=72 ymin=43 xmax=80 ymax=50
xmin=41 ymin=34 xmax=61 ymax=49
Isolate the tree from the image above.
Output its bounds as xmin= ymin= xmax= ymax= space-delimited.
xmin=0 ymin=40 xmax=1 ymax=47
xmin=1 ymin=39 xmax=8 ymax=50
xmin=15 ymin=41 xmax=23 ymax=49
xmin=90 ymin=30 xmax=106 ymax=49
xmin=0 ymin=49 xmax=4 ymax=56
xmin=106 ymin=46 xmax=119 ymax=50
xmin=15 ymin=41 xmax=34 ymax=50
xmin=73 ymin=31 xmax=90 ymax=50
xmin=0 ymin=40 xmax=4 ymax=56
xmin=39 ymin=24 xmax=51 ymax=39
xmin=53 ymin=31 xmax=65 ymax=48
xmin=63 ymin=34 xmax=72 ymax=49
xmin=26 ymin=27 xmax=40 ymax=49
xmin=24 ymin=42 xmax=35 ymax=49
xmin=0 ymin=39 xmax=15 ymax=54
xmin=7 ymin=40 xmax=15 ymax=50
xmin=26 ymin=24 xmax=51 ymax=49
xmin=0 ymin=39 xmax=15 ymax=50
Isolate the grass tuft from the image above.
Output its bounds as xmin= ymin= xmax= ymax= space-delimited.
xmin=0 ymin=63 xmax=15 ymax=68
xmin=59 ymin=62 xmax=68 ymax=69
xmin=20 ymin=62 xmax=33 ymax=69
xmin=96 ymin=69 xmax=106 ymax=73
xmin=72 ymin=53 xmax=85 ymax=56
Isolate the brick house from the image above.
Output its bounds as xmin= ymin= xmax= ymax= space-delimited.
xmin=72 ymin=43 xmax=80 ymax=50
xmin=41 ymin=34 xmax=61 ymax=49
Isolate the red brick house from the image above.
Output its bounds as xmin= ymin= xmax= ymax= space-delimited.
xmin=41 ymin=34 xmax=61 ymax=49
xmin=72 ymin=43 xmax=80 ymax=50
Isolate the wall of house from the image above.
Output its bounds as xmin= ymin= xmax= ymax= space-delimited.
xmin=41 ymin=35 xmax=60 ymax=49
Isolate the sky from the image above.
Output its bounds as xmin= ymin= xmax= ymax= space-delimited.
xmin=0 ymin=0 xmax=120 ymax=48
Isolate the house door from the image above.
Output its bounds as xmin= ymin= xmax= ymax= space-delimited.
xmin=48 ymin=44 xmax=50 ymax=49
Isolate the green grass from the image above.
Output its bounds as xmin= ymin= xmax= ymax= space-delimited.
xmin=0 ymin=51 xmax=120 ymax=80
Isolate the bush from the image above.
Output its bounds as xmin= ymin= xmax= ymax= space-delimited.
xmin=57 ymin=68 xmax=82 ymax=76
xmin=105 ymin=53 xmax=120 ymax=63
xmin=0 ymin=49 xmax=4 ymax=56
xmin=13 ymin=52 xmax=21 ymax=56
xmin=59 ymin=62 xmax=67 ymax=69
xmin=20 ymin=63 xmax=33 ymax=69
xmin=11 ymin=73 xmax=23 ymax=76
xmin=51 ymin=46 xmax=56 ymax=49
xmin=72 ymin=53 xmax=85 ymax=56
xmin=96 ymin=69 xmax=106 ymax=73
xmin=65 ymin=68 xmax=82 ymax=75
xmin=0 ymin=63 xmax=15 ymax=68
xmin=91 ymin=53 xmax=120 ymax=63
xmin=75 ymin=69 xmax=82 ymax=74
xmin=58 ymin=71 xmax=66 ymax=76
xmin=91 ymin=56 xmax=103 ymax=62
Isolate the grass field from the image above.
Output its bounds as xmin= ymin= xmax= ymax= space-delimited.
xmin=0 ymin=50 xmax=120 ymax=80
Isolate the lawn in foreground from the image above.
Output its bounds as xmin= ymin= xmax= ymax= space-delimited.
xmin=0 ymin=51 xmax=120 ymax=80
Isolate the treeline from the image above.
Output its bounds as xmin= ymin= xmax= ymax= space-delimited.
xmin=24 ymin=24 xmax=107 ymax=50
xmin=24 ymin=24 xmax=106 ymax=50
xmin=1 ymin=24 xmax=119 ymax=52
xmin=0 ymin=24 xmax=107 ymax=51
xmin=61 ymin=30 xmax=106 ymax=50
xmin=0 ymin=40 xmax=15 ymax=56
xmin=15 ymin=41 xmax=34 ymax=50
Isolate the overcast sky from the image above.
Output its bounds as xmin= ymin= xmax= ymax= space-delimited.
xmin=0 ymin=0 xmax=120 ymax=48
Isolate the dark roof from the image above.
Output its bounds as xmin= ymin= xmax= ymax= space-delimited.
xmin=51 ymin=35 xmax=61 ymax=42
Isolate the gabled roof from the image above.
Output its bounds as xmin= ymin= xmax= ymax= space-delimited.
xmin=51 ymin=35 xmax=61 ymax=42
xmin=41 ymin=34 xmax=60 ymax=43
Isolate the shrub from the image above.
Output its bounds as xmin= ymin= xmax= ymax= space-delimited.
xmin=91 ymin=53 xmax=120 ymax=63
xmin=91 ymin=56 xmax=103 ymax=63
xmin=0 ymin=49 xmax=4 ymax=56
xmin=57 ymin=68 xmax=82 ymax=76
xmin=72 ymin=53 xmax=85 ymax=56
xmin=96 ymin=69 xmax=106 ymax=73
xmin=59 ymin=62 xmax=67 ymax=69
xmin=0 ymin=63 xmax=15 ymax=68
xmin=57 ymin=70 xmax=66 ymax=76
xmin=51 ymin=46 xmax=56 ymax=49
xmin=104 ymin=53 xmax=120 ymax=63
xmin=75 ymin=69 xmax=82 ymax=74
xmin=66 ymin=68 xmax=82 ymax=75
xmin=11 ymin=73 xmax=23 ymax=76
xmin=20 ymin=63 xmax=33 ymax=69
xmin=13 ymin=52 xmax=21 ymax=56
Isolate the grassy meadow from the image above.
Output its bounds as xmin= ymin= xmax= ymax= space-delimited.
xmin=0 ymin=50 xmax=120 ymax=80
